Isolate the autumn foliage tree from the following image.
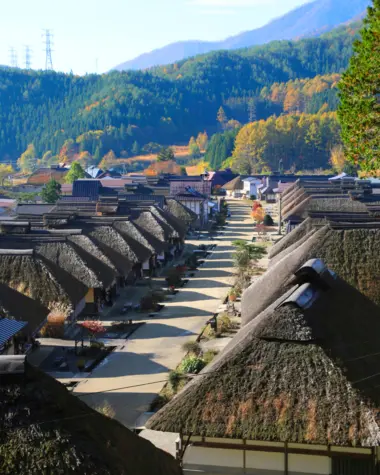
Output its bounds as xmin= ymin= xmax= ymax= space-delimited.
xmin=17 ymin=144 xmax=37 ymax=173
xmin=251 ymin=207 xmax=265 ymax=223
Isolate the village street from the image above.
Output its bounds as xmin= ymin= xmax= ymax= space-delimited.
xmin=73 ymin=201 xmax=261 ymax=428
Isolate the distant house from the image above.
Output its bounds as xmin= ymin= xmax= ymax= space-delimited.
xmin=169 ymin=178 xmax=212 ymax=198
xmin=148 ymin=259 xmax=380 ymax=474
xmin=85 ymin=166 xmax=103 ymax=179
xmin=27 ymin=165 xmax=69 ymax=186
xmin=242 ymin=177 xmax=262 ymax=198
xmin=206 ymin=169 xmax=237 ymax=188
xmin=222 ymin=176 xmax=244 ymax=198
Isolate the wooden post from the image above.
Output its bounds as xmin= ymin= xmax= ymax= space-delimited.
xmin=278 ymin=193 xmax=282 ymax=236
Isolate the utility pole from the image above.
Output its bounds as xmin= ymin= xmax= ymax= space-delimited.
xmin=9 ymin=47 xmax=18 ymax=68
xmin=25 ymin=45 xmax=32 ymax=69
xmin=42 ymin=29 xmax=54 ymax=70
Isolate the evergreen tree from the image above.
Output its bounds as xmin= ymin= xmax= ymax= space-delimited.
xmin=217 ymin=106 xmax=227 ymax=129
xmin=41 ymin=179 xmax=61 ymax=203
xmin=338 ymin=1 xmax=380 ymax=172
xmin=157 ymin=147 xmax=175 ymax=162
xmin=132 ymin=141 xmax=140 ymax=155
xmin=65 ymin=162 xmax=86 ymax=183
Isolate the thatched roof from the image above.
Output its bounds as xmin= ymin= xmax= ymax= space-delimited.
xmin=222 ymin=176 xmax=244 ymax=191
xmin=268 ymin=217 xmax=324 ymax=259
xmin=111 ymin=220 xmax=155 ymax=255
xmin=147 ymin=261 xmax=380 ymax=446
xmin=150 ymin=206 xmax=187 ymax=239
xmin=0 ymin=252 xmax=87 ymax=315
xmin=113 ymin=221 xmax=153 ymax=263
xmin=87 ymin=227 xmax=134 ymax=276
xmin=0 ymin=363 xmax=182 ymax=475
xmin=242 ymin=225 xmax=380 ymax=325
xmin=36 ymin=242 xmax=102 ymax=289
xmin=165 ymin=199 xmax=198 ymax=225
xmin=133 ymin=211 xmax=171 ymax=245
xmin=0 ymin=283 xmax=49 ymax=333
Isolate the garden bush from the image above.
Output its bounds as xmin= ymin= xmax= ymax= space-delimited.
xmin=182 ymin=341 xmax=201 ymax=356
xmin=263 ymin=214 xmax=274 ymax=226
xmin=179 ymin=356 xmax=206 ymax=374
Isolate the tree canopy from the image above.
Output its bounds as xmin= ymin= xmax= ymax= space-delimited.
xmin=338 ymin=2 xmax=380 ymax=173
xmin=41 ymin=179 xmax=61 ymax=203
xmin=65 ymin=162 xmax=86 ymax=183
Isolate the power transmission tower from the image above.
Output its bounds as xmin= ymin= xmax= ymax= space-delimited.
xmin=42 ymin=29 xmax=54 ymax=70
xmin=9 ymin=47 xmax=18 ymax=68
xmin=25 ymin=45 xmax=32 ymax=69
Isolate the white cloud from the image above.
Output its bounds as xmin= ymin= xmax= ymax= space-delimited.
xmin=199 ymin=8 xmax=238 ymax=14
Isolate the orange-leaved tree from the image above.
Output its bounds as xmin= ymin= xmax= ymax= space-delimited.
xmin=251 ymin=207 xmax=265 ymax=223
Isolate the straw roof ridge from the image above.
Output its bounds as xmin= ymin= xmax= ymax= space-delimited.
xmin=242 ymin=225 xmax=380 ymax=325
xmin=36 ymin=242 xmax=102 ymax=289
xmin=283 ymin=195 xmax=311 ymax=220
xmin=280 ymin=179 xmax=300 ymax=199
xmin=87 ymin=233 xmax=134 ymax=276
xmin=1 ymin=363 xmax=182 ymax=475
xmin=165 ymin=199 xmax=197 ymax=224
xmin=112 ymin=220 xmax=155 ymax=253
xmin=147 ymin=268 xmax=380 ymax=445
xmin=131 ymin=221 xmax=168 ymax=254
xmin=282 ymin=187 xmax=306 ymax=209
xmin=269 ymin=217 xmax=321 ymax=259
xmin=89 ymin=226 xmax=138 ymax=263
xmin=222 ymin=176 xmax=244 ymax=191
xmin=113 ymin=221 xmax=153 ymax=262
xmin=68 ymin=234 xmax=118 ymax=272
xmin=67 ymin=240 xmax=117 ymax=290
xmin=133 ymin=211 xmax=168 ymax=243
xmin=269 ymin=228 xmax=318 ymax=268
xmin=150 ymin=206 xmax=187 ymax=238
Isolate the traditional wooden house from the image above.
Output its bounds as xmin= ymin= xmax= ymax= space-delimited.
xmin=0 ymin=361 xmax=182 ymax=475
xmin=148 ymin=260 xmax=380 ymax=474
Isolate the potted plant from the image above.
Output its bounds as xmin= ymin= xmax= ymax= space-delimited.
xmin=228 ymin=289 xmax=237 ymax=302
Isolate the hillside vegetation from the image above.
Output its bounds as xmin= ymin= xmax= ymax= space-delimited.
xmin=0 ymin=23 xmax=359 ymax=164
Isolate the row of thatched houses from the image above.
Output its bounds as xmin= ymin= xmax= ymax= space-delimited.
xmin=0 ymin=196 xmax=198 ymax=355
xmin=147 ymin=176 xmax=380 ymax=475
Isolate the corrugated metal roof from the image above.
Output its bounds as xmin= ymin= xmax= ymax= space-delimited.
xmin=0 ymin=318 xmax=27 ymax=347
xmin=73 ymin=180 xmax=101 ymax=199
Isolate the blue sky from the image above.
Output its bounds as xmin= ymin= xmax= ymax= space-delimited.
xmin=0 ymin=0 xmax=308 ymax=74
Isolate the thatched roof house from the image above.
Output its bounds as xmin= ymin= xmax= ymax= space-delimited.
xmin=0 ymin=251 xmax=87 ymax=316
xmin=148 ymin=260 xmax=380 ymax=449
xmin=222 ymin=176 xmax=244 ymax=191
xmin=242 ymin=224 xmax=380 ymax=325
xmin=165 ymin=199 xmax=198 ymax=225
xmin=87 ymin=226 xmax=134 ymax=277
xmin=111 ymin=219 xmax=156 ymax=255
xmin=150 ymin=206 xmax=187 ymax=239
xmin=0 ymin=362 xmax=182 ymax=475
xmin=133 ymin=211 xmax=171 ymax=251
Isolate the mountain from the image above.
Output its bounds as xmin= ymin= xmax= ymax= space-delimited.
xmin=113 ymin=0 xmax=369 ymax=71
xmin=0 ymin=23 xmax=359 ymax=164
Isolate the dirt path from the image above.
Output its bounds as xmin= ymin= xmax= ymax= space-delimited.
xmin=73 ymin=201 xmax=257 ymax=428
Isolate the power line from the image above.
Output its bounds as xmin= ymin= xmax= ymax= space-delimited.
xmin=42 ymin=29 xmax=54 ymax=71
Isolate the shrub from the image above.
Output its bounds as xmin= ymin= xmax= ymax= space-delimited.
xmin=203 ymin=349 xmax=219 ymax=364
xmin=166 ymin=268 xmax=183 ymax=287
xmin=140 ymin=295 xmax=158 ymax=311
xmin=250 ymin=194 xmax=257 ymax=201
xmin=219 ymin=314 xmax=232 ymax=333
xmin=263 ymin=214 xmax=274 ymax=226
xmin=96 ymin=400 xmax=115 ymax=419
xmin=180 ymin=356 xmax=206 ymax=374
xmin=76 ymin=359 xmax=86 ymax=371
xmin=182 ymin=340 xmax=201 ymax=356
xmin=168 ymin=370 xmax=182 ymax=391
xmin=39 ymin=322 xmax=65 ymax=338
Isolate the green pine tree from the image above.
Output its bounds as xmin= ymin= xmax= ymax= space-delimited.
xmin=338 ymin=0 xmax=380 ymax=172
xmin=41 ymin=179 xmax=61 ymax=203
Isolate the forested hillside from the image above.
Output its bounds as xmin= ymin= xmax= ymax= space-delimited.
xmin=0 ymin=23 xmax=359 ymax=164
